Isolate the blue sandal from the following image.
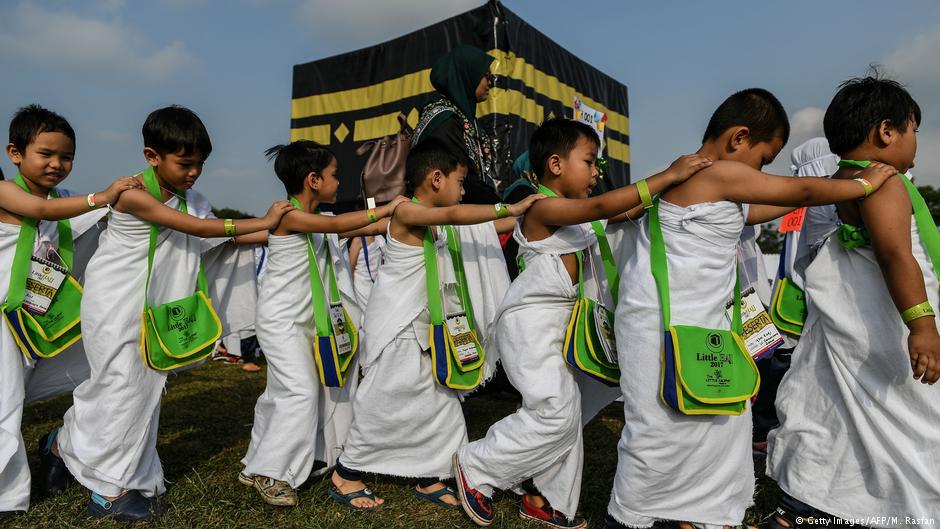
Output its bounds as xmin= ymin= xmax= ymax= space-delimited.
xmin=328 ymin=485 xmax=383 ymax=511
xmin=414 ymin=485 xmax=460 ymax=510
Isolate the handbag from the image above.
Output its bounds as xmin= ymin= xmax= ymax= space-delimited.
xmin=357 ymin=112 xmax=412 ymax=203
xmin=649 ymin=199 xmax=760 ymax=416
xmin=535 ymin=185 xmax=623 ymax=386
xmin=420 ymin=215 xmax=486 ymax=391
xmin=2 ymin=173 xmax=82 ymax=360
xmin=769 ymin=237 xmax=807 ymax=336
xmin=293 ymin=198 xmax=359 ymax=387
xmin=139 ymin=167 xmax=222 ymax=371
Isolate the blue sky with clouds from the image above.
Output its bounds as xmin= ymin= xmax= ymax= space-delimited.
xmin=2 ymin=0 xmax=938 ymax=213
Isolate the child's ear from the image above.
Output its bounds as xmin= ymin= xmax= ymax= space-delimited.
xmin=306 ymin=171 xmax=321 ymax=190
xmin=547 ymin=154 xmax=562 ymax=176
xmin=430 ymin=169 xmax=444 ymax=190
xmin=876 ymin=119 xmax=896 ymax=146
xmin=728 ymin=127 xmax=751 ymax=151
xmin=143 ymin=147 xmax=161 ymax=167
xmin=6 ymin=143 xmax=22 ymax=165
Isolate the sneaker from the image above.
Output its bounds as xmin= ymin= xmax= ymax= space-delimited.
xmin=518 ymin=494 xmax=586 ymax=529
xmin=453 ymin=453 xmax=494 ymax=526
xmin=37 ymin=428 xmax=73 ymax=496
xmin=251 ymin=475 xmax=298 ymax=507
xmin=87 ymin=491 xmax=167 ymax=521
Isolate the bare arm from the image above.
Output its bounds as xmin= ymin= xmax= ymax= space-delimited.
xmin=861 ymin=176 xmax=940 ymax=384
xmin=281 ymin=197 xmax=404 ymax=235
xmin=234 ymin=231 xmax=268 ymax=245
xmin=746 ymin=205 xmax=799 ymax=225
xmin=339 ymin=217 xmax=390 ymax=239
xmin=0 ymin=176 xmax=140 ymax=220
xmin=493 ymin=217 xmax=518 ymax=234
xmin=114 ymin=189 xmax=292 ymax=237
xmin=394 ymin=194 xmax=544 ymax=228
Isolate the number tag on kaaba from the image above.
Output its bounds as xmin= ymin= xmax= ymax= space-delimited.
xmin=445 ymin=311 xmax=478 ymax=365
xmin=329 ymin=301 xmax=352 ymax=355
xmin=24 ymin=256 xmax=67 ymax=315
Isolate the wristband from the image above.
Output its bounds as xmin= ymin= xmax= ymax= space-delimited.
xmin=636 ymin=179 xmax=654 ymax=209
xmin=367 ymin=208 xmax=377 ymax=223
xmin=494 ymin=202 xmax=510 ymax=219
xmin=223 ymin=218 xmax=236 ymax=237
xmin=86 ymin=193 xmax=97 ymax=209
xmin=854 ymin=177 xmax=873 ymax=198
xmin=901 ymin=301 xmax=935 ymax=324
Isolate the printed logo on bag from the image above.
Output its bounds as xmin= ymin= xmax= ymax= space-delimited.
xmin=706 ymin=332 xmax=724 ymax=352
xmin=170 ymin=305 xmax=186 ymax=320
xmin=177 ymin=329 xmax=197 ymax=348
xmin=705 ymin=367 xmax=730 ymax=387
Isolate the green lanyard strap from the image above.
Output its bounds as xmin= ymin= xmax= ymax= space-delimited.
xmin=838 ymin=159 xmax=940 ymax=280
xmin=289 ymin=197 xmax=343 ymax=336
xmin=536 ymin=185 xmax=621 ymax=303
xmin=6 ymin=174 xmax=74 ymax=311
xmin=648 ymin=199 xmax=741 ymax=332
xmin=414 ymin=198 xmax=476 ymax=327
xmin=142 ymin=167 xmax=208 ymax=303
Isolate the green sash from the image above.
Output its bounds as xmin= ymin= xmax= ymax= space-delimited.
xmin=416 ymin=199 xmax=486 ymax=390
xmin=291 ymin=197 xmax=359 ymax=387
xmin=649 ymin=199 xmax=759 ymax=415
xmin=534 ymin=185 xmax=622 ymax=385
xmin=139 ymin=167 xmax=222 ymax=371
xmin=2 ymin=174 xmax=82 ymax=360
xmin=837 ymin=160 xmax=940 ymax=276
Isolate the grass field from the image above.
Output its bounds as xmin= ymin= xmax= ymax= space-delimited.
xmin=11 ymin=361 xmax=780 ymax=529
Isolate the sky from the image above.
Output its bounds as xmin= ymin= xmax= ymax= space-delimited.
xmin=1 ymin=0 xmax=939 ymax=214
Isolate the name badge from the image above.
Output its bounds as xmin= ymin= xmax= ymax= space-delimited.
xmin=445 ymin=311 xmax=479 ymax=365
xmin=726 ymin=287 xmax=783 ymax=360
xmin=24 ymin=256 xmax=67 ymax=315
xmin=593 ymin=302 xmax=618 ymax=364
xmin=329 ymin=302 xmax=352 ymax=355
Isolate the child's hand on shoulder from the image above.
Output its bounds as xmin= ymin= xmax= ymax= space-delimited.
xmin=854 ymin=161 xmax=897 ymax=194
xmin=263 ymin=200 xmax=295 ymax=229
xmin=386 ymin=195 xmax=410 ymax=215
xmin=100 ymin=176 xmax=144 ymax=205
xmin=666 ymin=154 xmax=712 ymax=183
xmin=508 ymin=193 xmax=547 ymax=216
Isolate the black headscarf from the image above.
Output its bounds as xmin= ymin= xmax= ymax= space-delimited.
xmin=429 ymin=45 xmax=494 ymax=120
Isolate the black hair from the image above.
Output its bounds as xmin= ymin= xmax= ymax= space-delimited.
xmin=8 ymin=104 xmax=76 ymax=154
xmin=264 ymin=140 xmax=336 ymax=195
xmin=528 ymin=118 xmax=600 ymax=179
xmin=823 ymin=74 xmax=921 ymax=156
xmin=0 ymin=166 xmax=4 ymax=180
xmin=405 ymin=137 xmax=466 ymax=196
xmin=142 ymin=105 xmax=212 ymax=158
xmin=702 ymin=88 xmax=790 ymax=146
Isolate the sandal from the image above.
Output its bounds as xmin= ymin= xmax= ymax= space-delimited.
xmin=237 ymin=471 xmax=253 ymax=487
xmin=519 ymin=494 xmax=586 ymax=529
xmin=251 ymin=475 xmax=298 ymax=507
xmin=328 ymin=484 xmax=384 ymax=511
xmin=414 ymin=485 xmax=460 ymax=510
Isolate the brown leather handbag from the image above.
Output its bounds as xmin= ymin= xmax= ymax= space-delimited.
xmin=357 ymin=112 xmax=413 ymax=204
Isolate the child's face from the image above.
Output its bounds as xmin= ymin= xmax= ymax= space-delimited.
xmin=6 ymin=131 xmax=75 ymax=189
xmin=435 ymin=164 xmax=468 ymax=206
xmin=313 ymin=158 xmax=340 ymax=204
xmin=724 ymin=135 xmax=784 ymax=170
xmin=557 ymin=136 xmax=599 ymax=199
xmin=887 ymin=119 xmax=918 ymax=173
xmin=148 ymin=148 xmax=206 ymax=190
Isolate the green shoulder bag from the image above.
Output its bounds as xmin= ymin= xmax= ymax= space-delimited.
xmin=139 ymin=167 xmax=222 ymax=371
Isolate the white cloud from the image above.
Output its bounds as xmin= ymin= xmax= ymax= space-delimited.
xmin=0 ymin=3 xmax=193 ymax=82
xmin=296 ymin=0 xmax=482 ymax=48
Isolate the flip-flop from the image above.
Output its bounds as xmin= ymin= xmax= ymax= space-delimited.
xmin=328 ymin=485 xmax=384 ymax=511
xmin=414 ymin=485 xmax=460 ymax=510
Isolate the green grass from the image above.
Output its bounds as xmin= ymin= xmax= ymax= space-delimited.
xmin=11 ymin=362 xmax=780 ymax=529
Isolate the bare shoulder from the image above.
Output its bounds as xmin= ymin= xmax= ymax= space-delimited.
xmin=112 ymin=187 xmax=157 ymax=213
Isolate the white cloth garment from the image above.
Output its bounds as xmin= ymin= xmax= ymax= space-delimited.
xmin=0 ymin=190 xmax=107 ymax=512
xmin=57 ymin=191 xmax=209 ymax=498
xmin=767 ymin=219 xmax=940 ymax=526
xmin=787 ymin=138 xmax=840 ymax=284
xmin=608 ymin=200 xmax=754 ymax=527
xmin=241 ymin=231 xmax=360 ymax=487
xmin=339 ymin=222 xmax=509 ymax=479
xmin=458 ymin=221 xmax=620 ymax=517
xmin=352 ymin=235 xmax=385 ymax=311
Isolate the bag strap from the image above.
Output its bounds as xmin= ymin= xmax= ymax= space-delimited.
xmin=290 ymin=197 xmax=342 ymax=337
xmin=361 ymin=236 xmax=375 ymax=282
xmin=142 ymin=167 xmax=208 ymax=309
xmin=648 ymin=199 xmax=741 ymax=332
xmin=536 ymin=185 xmax=620 ymax=303
xmin=838 ymin=159 xmax=940 ymax=280
xmin=5 ymin=174 xmax=74 ymax=311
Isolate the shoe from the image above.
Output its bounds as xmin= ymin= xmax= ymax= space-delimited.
xmin=251 ymin=475 xmax=298 ymax=507
xmin=237 ymin=471 xmax=254 ymax=487
xmin=518 ymin=494 xmax=586 ymax=529
xmin=38 ymin=429 xmax=73 ymax=496
xmin=87 ymin=491 xmax=167 ymax=521
xmin=453 ymin=453 xmax=494 ymax=526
